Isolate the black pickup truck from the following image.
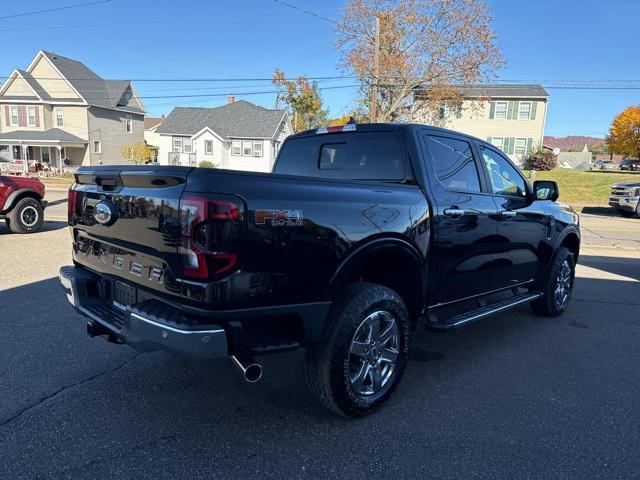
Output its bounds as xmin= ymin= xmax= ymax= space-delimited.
xmin=59 ymin=123 xmax=580 ymax=417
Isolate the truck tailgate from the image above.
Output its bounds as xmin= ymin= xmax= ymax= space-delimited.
xmin=69 ymin=166 xmax=193 ymax=299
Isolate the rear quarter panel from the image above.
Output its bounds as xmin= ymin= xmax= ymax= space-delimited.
xmin=185 ymin=170 xmax=429 ymax=307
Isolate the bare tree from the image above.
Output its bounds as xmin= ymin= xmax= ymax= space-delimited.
xmin=335 ymin=0 xmax=504 ymax=124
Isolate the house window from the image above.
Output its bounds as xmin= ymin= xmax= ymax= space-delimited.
xmin=27 ymin=106 xmax=36 ymax=126
xmin=125 ymin=115 xmax=132 ymax=133
xmin=93 ymin=141 xmax=101 ymax=153
xmin=173 ymin=138 xmax=183 ymax=152
xmin=439 ymin=102 xmax=461 ymax=120
xmin=518 ymin=102 xmax=532 ymax=120
xmin=514 ymin=138 xmax=528 ymax=155
xmin=253 ymin=141 xmax=262 ymax=157
xmin=494 ymin=101 xmax=508 ymax=119
xmin=10 ymin=106 xmax=19 ymax=126
xmin=490 ymin=137 xmax=505 ymax=151
xmin=55 ymin=107 xmax=64 ymax=127
xmin=274 ymin=141 xmax=281 ymax=157
xmin=183 ymin=139 xmax=192 ymax=153
xmin=242 ymin=140 xmax=253 ymax=157
xmin=205 ymin=140 xmax=213 ymax=155
xmin=232 ymin=140 xmax=242 ymax=156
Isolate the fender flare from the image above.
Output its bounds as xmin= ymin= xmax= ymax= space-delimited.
xmin=2 ymin=188 xmax=42 ymax=212
xmin=554 ymin=226 xmax=581 ymax=260
xmin=327 ymin=236 xmax=426 ymax=302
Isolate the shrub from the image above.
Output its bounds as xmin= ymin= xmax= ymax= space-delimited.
xmin=198 ymin=160 xmax=215 ymax=169
xmin=525 ymin=147 xmax=557 ymax=171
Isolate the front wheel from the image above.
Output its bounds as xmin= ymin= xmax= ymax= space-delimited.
xmin=7 ymin=197 xmax=44 ymax=234
xmin=531 ymin=246 xmax=575 ymax=317
xmin=305 ymin=283 xmax=411 ymax=417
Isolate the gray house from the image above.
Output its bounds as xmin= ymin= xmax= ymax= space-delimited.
xmin=155 ymin=98 xmax=292 ymax=172
xmin=0 ymin=50 xmax=146 ymax=168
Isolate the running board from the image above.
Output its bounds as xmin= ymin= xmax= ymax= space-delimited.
xmin=426 ymin=292 xmax=543 ymax=332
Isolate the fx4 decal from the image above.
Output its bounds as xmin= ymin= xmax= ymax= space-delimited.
xmin=255 ymin=209 xmax=303 ymax=227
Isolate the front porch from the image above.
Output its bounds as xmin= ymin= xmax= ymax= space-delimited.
xmin=0 ymin=129 xmax=87 ymax=175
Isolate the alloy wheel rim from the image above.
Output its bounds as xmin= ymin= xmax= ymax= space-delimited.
xmin=348 ymin=310 xmax=400 ymax=396
xmin=21 ymin=206 xmax=38 ymax=227
xmin=554 ymin=260 xmax=572 ymax=308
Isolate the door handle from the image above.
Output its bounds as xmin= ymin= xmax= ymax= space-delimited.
xmin=500 ymin=210 xmax=517 ymax=219
xmin=443 ymin=208 xmax=465 ymax=217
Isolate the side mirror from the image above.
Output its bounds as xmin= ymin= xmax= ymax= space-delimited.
xmin=533 ymin=180 xmax=559 ymax=201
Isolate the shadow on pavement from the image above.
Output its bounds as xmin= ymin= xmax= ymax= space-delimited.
xmin=578 ymin=253 xmax=640 ymax=281
xmin=46 ymin=198 xmax=68 ymax=207
xmin=0 ymin=220 xmax=67 ymax=234
xmin=580 ymin=206 xmax=617 ymax=216
xmin=2 ymin=259 xmax=640 ymax=478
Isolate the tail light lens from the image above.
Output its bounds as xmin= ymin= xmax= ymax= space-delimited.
xmin=68 ymin=188 xmax=78 ymax=219
xmin=179 ymin=195 xmax=241 ymax=280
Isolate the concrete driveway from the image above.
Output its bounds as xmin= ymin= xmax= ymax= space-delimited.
xmin=0 ymin=210 xmax=639 ymax=479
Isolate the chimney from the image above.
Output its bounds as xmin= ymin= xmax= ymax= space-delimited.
xmin=227 ymin=95 xmax=235 ymax=104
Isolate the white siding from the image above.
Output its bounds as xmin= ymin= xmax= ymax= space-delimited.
xmin=221 ymin=138 xmax=271 ymax=172
xmin=192 ymin=130 xmax=225 ymax=167
xmin=157 ymin=134 xmax=174 ymax=165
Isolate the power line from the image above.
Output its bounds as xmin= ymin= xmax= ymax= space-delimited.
xmin=273 ymin=0 xmax=339 ymax=26
xmin=0 ymin=0 xmax=111 ymax=20
xmin=0 ymin=74 xmax=356 ymax=82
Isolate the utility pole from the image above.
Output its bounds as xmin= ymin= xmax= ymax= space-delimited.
xmin=371 ymin=15 xmax=380 ymax=123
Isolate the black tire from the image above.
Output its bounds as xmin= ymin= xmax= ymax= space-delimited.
xmin=7 ymin=197 xmax=44 ymax=234
xmin=619 ymin=209 xmax=635 ymax=218
xmin=531 ymin=246 xmax=575 ymax=317
xmin=305 ymin=283 xmax=411 ymax=417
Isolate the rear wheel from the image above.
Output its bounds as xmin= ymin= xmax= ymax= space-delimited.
xmin=7 ymin=197 xmax=44 ymax=234
xmin=305 ymin=283 xmax=410 ymax=417
xmin=531 ymin=247 xmax=575 ymax=317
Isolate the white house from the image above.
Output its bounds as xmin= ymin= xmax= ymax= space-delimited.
xmin=155 ymin=98 xmax=292 ymax=172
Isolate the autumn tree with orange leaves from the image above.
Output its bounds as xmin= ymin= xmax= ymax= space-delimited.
xmin=335 ymin=0 xmax=504 ymax=124
xmin=606 ymin=106 xmax=640 ymax=160
xmin=272 ymin=69 xmax=328 ymax=132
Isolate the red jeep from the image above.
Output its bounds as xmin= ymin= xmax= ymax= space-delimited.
xmin=0 ymin=175 xmax=48 ymax=233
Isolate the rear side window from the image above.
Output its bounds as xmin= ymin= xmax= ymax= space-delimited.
xmin=274 ymin=132 xmax=405 ymax=181
xmin=423 ymin=135 xmax=481 ymax=192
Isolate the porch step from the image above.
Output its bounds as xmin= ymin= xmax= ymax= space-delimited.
xmin=426 ymin=291 xmax=543 ymax=332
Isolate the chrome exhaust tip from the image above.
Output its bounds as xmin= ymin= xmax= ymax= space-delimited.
xmin=232 ymin=354 xmax=263 ymax=383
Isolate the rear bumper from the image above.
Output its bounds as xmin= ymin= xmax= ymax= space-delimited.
xmin=609 ymin=195 xmax=639 ymax=212
xmin=58 ymin=265 xmax=331 ymax=358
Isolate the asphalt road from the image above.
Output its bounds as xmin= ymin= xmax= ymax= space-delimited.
xmin=1 ymin=221 xmax=639 ymax=479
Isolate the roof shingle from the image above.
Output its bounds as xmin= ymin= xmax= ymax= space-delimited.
xmin=155 ymin=100 xmax=287 ymax=139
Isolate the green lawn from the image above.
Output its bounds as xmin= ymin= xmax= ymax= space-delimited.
xmin=524 ymin=169 xmax=639 ymax=207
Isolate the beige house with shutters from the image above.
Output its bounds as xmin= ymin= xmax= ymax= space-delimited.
xmin=0 ymin=50 xmax=145 ymax=170
xmin=412 ymin=85 xmax=549 ymax=166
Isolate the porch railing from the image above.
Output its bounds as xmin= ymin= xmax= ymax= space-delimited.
xmin=168 ymin=152 xmax=197 ymax=166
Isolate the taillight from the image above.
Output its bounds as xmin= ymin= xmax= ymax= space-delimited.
xmin=179 ymin=195 xmax=241 ymax=280
xmin=68 ymin=188 xmax=78 ymax=219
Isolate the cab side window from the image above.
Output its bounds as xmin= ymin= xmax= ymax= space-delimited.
xmin=480 ymin=147 xmax=527 ymax=197
xmin=424 ymin=135 xmax=481 ymax=192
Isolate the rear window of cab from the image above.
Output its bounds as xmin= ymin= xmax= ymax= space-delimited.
xmin=274 ymin=132 xmax=406 ymax=181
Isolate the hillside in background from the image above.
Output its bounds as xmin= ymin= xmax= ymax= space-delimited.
xmin=544 ymin=135 xmax=605 ymax=151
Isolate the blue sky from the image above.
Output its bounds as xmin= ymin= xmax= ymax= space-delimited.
xmin=1 ymin=0 xmax=639 ymax=137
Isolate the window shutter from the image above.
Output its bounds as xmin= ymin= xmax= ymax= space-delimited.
xmin=4 ymin=106 xmax=9 ymax=126
xmin=507 ymin=101 xmax=517 ymax=120
xmin=506 ymin=137 xmax=515 ymax=154
xmin=18 ymin=106 xmax=26 ymax=127
xmin=527 ymin=138 xmax=533 ymax=153
xmin=489 ymin=102 xmax=495 ymax=119
xmin=530 ymin=101 xmax=537 ymax=120
xmin=35 ymin=106 xmax=40 ymax=127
